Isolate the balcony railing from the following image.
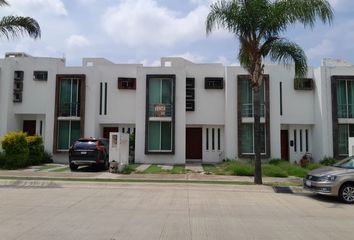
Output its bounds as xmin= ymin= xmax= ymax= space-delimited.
xmin=59 ymin=102 xmax=80 ymax=117
xmin=148 ymin=104 xmax=173 ymax=118
xmin=242 ymin=103 xmax=265 ymax=117
xmin=338 ymin=104 xmax=354 ymax=118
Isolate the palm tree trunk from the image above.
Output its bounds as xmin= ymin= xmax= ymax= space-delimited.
xmin=253 ymin=87 xmax=262 ymax=184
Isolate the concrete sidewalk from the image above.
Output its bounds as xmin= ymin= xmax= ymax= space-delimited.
xmin=0 ymin=169 xmax=303 ymax=185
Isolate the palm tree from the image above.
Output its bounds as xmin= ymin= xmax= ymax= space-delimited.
xmin=0 ymin=0 xmax=40 ymax=40
xmin=206 ymin=0 xmax=333 ymax=184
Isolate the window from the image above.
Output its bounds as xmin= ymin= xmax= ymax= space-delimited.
xmin=99 ymin=83 xmax=103 ymax=115
xmin=280 ymin=82 xmax=283 ymax=116
xmin=205 ymin=77 xmax=224 ymax=89
xmin=240 ymin=78 xmax=265 ymax=117
xmin=300 ymin=130 xmax=303 ymax=152
xmin=118 ymin=78 xmax=136 ymax=89
xmin=104 ymin=82 xmax=107 ymax=115
xmin=14 ymin=71 xmax=24 ymax=80
xmin=294 ymin=78 xmax=314 ymax=90
xmin=212 ymin=128 xmax=215 ymax=150
xmin=218 ymin=128 xmax=221 ymax=151
xmin=148 ymin=122 xmax=172 ymax=151
xmin=33 ymin=71 xmax=48 ymax=81
xmin=337 ymin=80 xmax=354 ymax=118
xmin=206 ymin=128 xmax=209 ymax=150
xmin=294 ymin=130 xmax=297 ymax=152
xmin=240 ymin=123 xmax=266 ymax=154
xmin=13 ymin=91 xmax=22 ymax=102
xmin=338 ymin=124 xmax=354 ymax=155
xmin=146 ymin=75 xmax=175 ymax=153
xmin=59 ymin=78 xmax=81 ymax=117
xmin=305 ymin=129 xmax=309 ymax=152
xmin=57 ymin=120 xmax=80 ymax=150
xmin=186 ymin=78 xmax=195 ymax=111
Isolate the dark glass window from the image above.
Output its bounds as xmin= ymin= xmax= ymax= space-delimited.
xmin=118 ymin=78 xmax=136 ymax=89
xmin=34 ymin=71 xmax=48 ymax=81
xmin=205 ymin=77 xmax=224 ymax=89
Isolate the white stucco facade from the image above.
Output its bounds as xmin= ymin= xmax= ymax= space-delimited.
xmin=1 ymin=53 xmax=354 ymax=164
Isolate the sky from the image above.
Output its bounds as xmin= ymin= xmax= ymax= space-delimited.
xmin=0 ymin=0 xmax=353 ymax=67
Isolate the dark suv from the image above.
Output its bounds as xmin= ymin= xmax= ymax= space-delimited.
xmin=69 ymin=138 xmax=109 ymax=171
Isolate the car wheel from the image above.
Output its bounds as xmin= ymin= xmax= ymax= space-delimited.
xmin=339 ymin=183 xmax=354 ymax=203
xmin=70 ymin=163 xmax=78 ymax=171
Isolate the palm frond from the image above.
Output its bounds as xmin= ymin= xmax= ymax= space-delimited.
xmin=0 ymin=0 xmax=9 ymax=7
xmin=266 ymin=38 xmax=308 ymax=77
xmin=0 ymin=16 xmax=41 ymax=40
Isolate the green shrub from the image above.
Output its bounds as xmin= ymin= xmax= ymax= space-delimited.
xmin=232 ymin=162 xmax=255 ymax=176
xmin=0 ymin=152 xmax=5 ymax=168
xmin=41 ymin=151 xmax=53 ymax=164
xmin=262 ymin=164 xmax=288 ymax=178
xmin=268 ymin=159 xmax=283 ymax=165
xmin=26 ymin=135 xmax=44 ymax=165
xmin=306 ymin=163 xmax=323 ymax=171
xmin=1 ymin=131 xmax=29 ymax=168
xmin=320 ymin=157 xmax=337 ymax=166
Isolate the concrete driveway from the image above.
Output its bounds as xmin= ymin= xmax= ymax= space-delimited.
xmin=0 ymin=181 xmax=353 ymax=240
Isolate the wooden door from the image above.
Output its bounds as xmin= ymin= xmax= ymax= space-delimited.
xmin=281 ymin=130 xmax=289 ymax=161
xmin=103 ymin=127 xmax=118 ymax=139
xmin=23 ymin=120 xmax=36 ymax=136
xmin=186 ymin=128 xmax=202 ymax=159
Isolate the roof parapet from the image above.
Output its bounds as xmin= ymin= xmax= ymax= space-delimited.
xmin=321 ymin=58 xmax=353 ymax=67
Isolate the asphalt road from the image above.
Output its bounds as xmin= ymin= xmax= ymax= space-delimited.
xmin=0 ymin=181 xmax=353 ymax=240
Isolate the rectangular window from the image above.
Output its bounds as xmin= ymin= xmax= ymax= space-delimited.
xmin=58 ymin=120 xmax=80 ymax=150
xmin=104 ymin=82 xmax=108 ymax=115
xmin=148 ymin=122 xmax=172 ymax=151
xmin=206 ymin=128 xmax=209 ymax=150
xmin=294 ymin=78 xmax=314 ymax=90
xmin=205 ymin=77 xmax=224 ymax=89
xmin=240 ymin=124 xmax=266 ymax=154
xmin=212 ymin=128 xmax=215 ymax=150
xmin=300 ymin=130 xmax=303 ymax=152
xmin=14 ymin=71 xmax=24 ymax=80
xmin=280 ymin=82 xmax=283 ymax=116
xmin=240 ymin=78 xmax=265 ymax=117
xmin=294 ymin=130 xmax=297 ymax=152
xmin=337 ymin=80 xmax=354 ymax=118
xmin=40 ymin=121 xmax=43 ymax=135
xmin=146 ymin=75 xmax=175 ymax=153
xmin=217 ymin=128 xmax=221 ymax=150
xmin=59 ymin=78 xmax=80 ymax=117
xmin=118 ymin=78 xmax=136 ymax=89
xmin=33 ymin=71 xmax=48 ymax=81
xmin=99 ymin=82 xmax=103 ymax=115
xmin=305 ymin=129 xmax=309 ymax=152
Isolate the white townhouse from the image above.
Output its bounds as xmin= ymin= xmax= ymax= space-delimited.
xmin=0 ymin=52 xmax=353 ymax=164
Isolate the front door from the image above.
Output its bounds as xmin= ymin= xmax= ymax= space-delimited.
xmin=23 ymin=120 xmax=36 ymax=136
xmin=186 ymin=128 xmax=202 ymax=160
xmin=103 ymin=127 xmax=118 ymax=139
xmin=281 ymin=130 xmax=289 ymax=161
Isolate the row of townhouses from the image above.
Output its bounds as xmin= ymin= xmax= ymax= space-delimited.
xmin=0 ymin=52 xmax=353 ymax=164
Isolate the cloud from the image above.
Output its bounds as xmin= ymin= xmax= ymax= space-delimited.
xmin=102 ymin=0 xmax=226 ymax=48
xmin=66 ymin=35 xmax=91 ymax=49
xmin=306 ymin=39 xmax=334 ymax=60
xmin=7 ymin=0 xmax=67 ymax=16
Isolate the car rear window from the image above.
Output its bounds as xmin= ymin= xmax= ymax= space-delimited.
xmin=73 ymin=140 xmax=98 ymax=150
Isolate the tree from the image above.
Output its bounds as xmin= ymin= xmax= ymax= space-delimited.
xmin=0 ymin=0 xmax=40 ymax=40
xmin=206 ymin=0 xmax=333 ymax=184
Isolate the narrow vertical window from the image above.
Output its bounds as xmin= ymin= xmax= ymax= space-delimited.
xmin=217 ymin=128 xmax=221 ymax=150
xmin=212 ymin=128 xmax=215 ymax=150
xmin=40 ymin=121 xmax=43 ymax=135
xmin=294 ymin=130 xmax=297 ymax=152
xmin=305 ymin=129 xmax=309 ymax=152
xmin=206 ymin=128 xmax=209 ymax=150
xmin=104 ymin=83 xmax=108 ymax=115
xmin=122 ymin=128 xmax=125 ymax=133
xmin=280 ymin=82 xmax=283 ymax=116
xmin=99 ymin=82 xmax=103 ymax=115
xmin=300 ymin=129 xmax=303 ymax=152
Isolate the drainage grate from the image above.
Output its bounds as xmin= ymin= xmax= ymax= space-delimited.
xmin=273 ymin=186 xmax=293 ymax=194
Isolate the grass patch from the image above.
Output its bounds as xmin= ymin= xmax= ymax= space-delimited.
xmin=122 ymin=164 xmax=140 ymax=174
xmin=262 ymin=165 xmax=288 ymax=178
xmin=37 ymin=164 xmax=61 ymax=171
xmin=50 ymin=167 xmax=70 ymax=172
xmin=171 ymin=165 xmax=185 ymax=174
xmin=143 ymin=165 xmax=164 ymax=174
xmin=202 ymin=164 xmax=218 ymax=174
